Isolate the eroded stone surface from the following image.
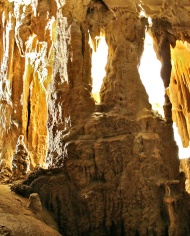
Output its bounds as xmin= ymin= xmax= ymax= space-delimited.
xmin=169 ymin=41 xmax=190 ymax=147
xmin=11 ymin=135 xmax=29 ymax=179
xmin=0 ymin=184 xmax=61 ymax=236
xmin=1 ymin=0 xmax=190 ymax=235
xmin=27 ymin=192 xmax=42 ymax=213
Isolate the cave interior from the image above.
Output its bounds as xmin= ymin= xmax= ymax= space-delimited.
xmin=1 ymin=0 xmax=190 ymax=235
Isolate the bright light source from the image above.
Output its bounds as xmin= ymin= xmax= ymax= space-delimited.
xmin=173 ymin=123 xmax=190 ymax=159
xmin=148 ymin=17 xmax=152 ymax=26
xmin=89 ymin=33 xmax=108 ymax=103
xmin=139 ymin=31 xmax=189 ymax=159
xmin=138 ymin=32 xmax=165 ymax=117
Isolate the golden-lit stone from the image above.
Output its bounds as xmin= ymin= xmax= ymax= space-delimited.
xmin=1 ymin=0 xmax=190 ymax=235
xmin=170 ymin=41 xmax=190 ymax=147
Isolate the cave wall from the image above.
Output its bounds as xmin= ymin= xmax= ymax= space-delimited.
xmin=1 ymin=0 xmax=190 ymax=235
xmin=1 ymin=0 xmax=190 ymax=173
xmin=0 ymin=0 xmax=57 ymax=169
xmin=169 ymin=41 xmax=190 ymax=147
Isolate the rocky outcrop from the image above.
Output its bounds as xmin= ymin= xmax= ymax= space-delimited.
xmin=0 ymin=0 xmax=189 ymax=168
xmin=13 ymin=110 xmax=190 ymax=235
xmin=1 ymin=0 xmax=190 ymax=235
xmin=0 ymin=184 xmax=61 ymax=236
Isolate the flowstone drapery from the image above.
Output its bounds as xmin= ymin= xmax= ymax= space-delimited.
xmin=1 ymin=0 xmax=190 ymax=235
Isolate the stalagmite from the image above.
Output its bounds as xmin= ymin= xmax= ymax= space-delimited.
xmin=1 ymin=0 xmax=190 ymax=235
xmin=11 ymin=135 xmax=29 ymax=179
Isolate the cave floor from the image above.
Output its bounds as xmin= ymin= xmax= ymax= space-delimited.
xmin=0 ymin=184 xmax=62 ymax=236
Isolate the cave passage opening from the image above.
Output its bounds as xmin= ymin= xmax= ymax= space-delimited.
xmin=89 ymin=32 xmax=108 ymax=103
xmin=139 ymin=31 xmax=190 ymax=159
xmin=139 ymin=31 xmax=165 ymax=117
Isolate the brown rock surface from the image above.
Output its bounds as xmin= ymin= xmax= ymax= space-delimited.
xmin=12 ymin=112 xmax=189 ymax=235
xmin=1 ymin=0 xmax=190 ymax=235
xmin=0 ymin=184 xmax=61 ymax=236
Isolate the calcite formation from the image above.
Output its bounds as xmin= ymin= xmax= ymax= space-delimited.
xmin=27 ymin=192 xmax=42 ymax=213
xmin=169 ymin=41 xmax=190 ymax=147
xmin=0 ymin=184 xmax=61 ymax=236
xmin=1 ymin=0 xmax=190 ymax=235
xmin=11 ymin=135 xmax=29 ymax=179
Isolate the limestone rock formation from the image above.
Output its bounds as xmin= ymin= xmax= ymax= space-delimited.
xmin=0 ymin=225 xmax=13 ymax=236
xmin=11 ymin=135 xmax=30 ymax=179
xmin=0 ymin=184 xmax=61 ymax=236
xmin=27 ymin=192 xmax=42 ymax=213
xmin=1 ymin=0 xmax=190 ymax=235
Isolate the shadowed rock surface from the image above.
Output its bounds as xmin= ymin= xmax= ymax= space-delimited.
xmin=1 ymin=0 xmax=190 ymax=235
xmin=0 ymin=184 xmax=62 ymax=236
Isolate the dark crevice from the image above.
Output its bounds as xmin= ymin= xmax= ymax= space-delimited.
xmin=87 ymin=0 xmax=109 ymax=15
xmin=80 ymin=23 xmax=86 ymax=58
xmin=55 ymin=195 xmax=63 ymax=234
xmin=26 ymin=96 xmax=31 ymax=140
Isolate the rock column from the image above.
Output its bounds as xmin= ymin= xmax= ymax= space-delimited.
xmin=100 ymin=12 xmax=151 ymax=116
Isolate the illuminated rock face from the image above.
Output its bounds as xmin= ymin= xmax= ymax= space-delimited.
xmin=2 ymin=0 xmax=190 ymax=235
xmin=11 ymin=135 xmax=29 ymax=179
xmin=169 ymin=41 xmax=190 ymax=148
xmin=0 ymin=0 xmax=56 ymax=169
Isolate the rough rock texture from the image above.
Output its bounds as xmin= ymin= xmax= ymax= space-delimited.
xmin=27 ymin=192 xmax=42 ymax=213
xmin=180 ymin=158 xmax=190 ymax=193
xmin=11 ymin=135 xmax=29 ymax=179
xmin=13 ymin=115 xmax=190 ymax=235
xmin=0 ymin=0 xmax=56 ymax=170
xmin=0 ymin=184 xmax=62 ymax=236
xmin=1 ymin=0 xmax=190 ymax=235
xmin=169 ymin=41 xmax=190 ymax=148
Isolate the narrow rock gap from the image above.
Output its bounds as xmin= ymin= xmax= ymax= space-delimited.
xmin=139 ymin=30 xmax=189 ymax=159
xmin=89 ymin=32 xmax=108 ymax=104
xmin=26 ymin=97 xmax=31 ymax=140
xmin=138 ymin=30 xmax=165 ymax=117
